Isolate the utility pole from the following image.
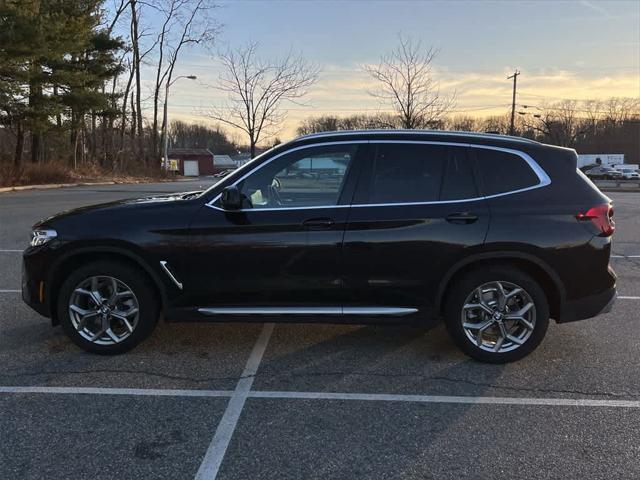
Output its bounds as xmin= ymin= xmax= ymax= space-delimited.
xmin=507 ymin=70 xmax=520 ymax=136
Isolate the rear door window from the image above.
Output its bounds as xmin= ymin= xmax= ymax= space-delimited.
xmin=474 ymin=148 xmax=540 ymax=196
xmin=357 ymin=143 xmax=478 ymax=204
xmin=367 ymin=144 xmax=446 ymax=203
xmin=440 ymin=147 xmax=478 ymax=201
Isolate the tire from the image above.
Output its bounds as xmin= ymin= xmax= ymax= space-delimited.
xmin=57 ymin=260 xmax=160 ymax=354
xmin=444 ymin=266 xmax=549 ymax=363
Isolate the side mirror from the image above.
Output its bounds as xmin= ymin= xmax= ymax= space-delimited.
xmin=220 ymin=185 xmax=242 ymax=210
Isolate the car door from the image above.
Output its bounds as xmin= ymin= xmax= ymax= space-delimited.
xmin=341 ymin=141 xmax=490 ymax=319
xmin=184 ymin=142 xmax=364 ymax=315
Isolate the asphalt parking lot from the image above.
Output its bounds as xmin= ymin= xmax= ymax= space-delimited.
xmin=1 ymin=181 xmax=640 ymax=479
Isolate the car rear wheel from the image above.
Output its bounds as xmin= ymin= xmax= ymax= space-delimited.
xmin=444 ymin=266 xmax=549 ymax=363
xmin=57 ymin=261 xmax=159 ymax=354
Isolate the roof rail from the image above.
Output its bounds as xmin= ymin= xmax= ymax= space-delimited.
xmin=295 ymin=129 xmax=540 ymax=145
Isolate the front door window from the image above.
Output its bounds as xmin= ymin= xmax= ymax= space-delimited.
xmin=234 ymin=145 xmax=358 ymax=209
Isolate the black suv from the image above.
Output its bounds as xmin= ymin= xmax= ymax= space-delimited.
xmin=22 ymin=130 xmax=617 ymax=363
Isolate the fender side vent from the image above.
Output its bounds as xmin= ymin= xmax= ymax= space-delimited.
xmin=160 ymin=261 xmax=183 ymax=290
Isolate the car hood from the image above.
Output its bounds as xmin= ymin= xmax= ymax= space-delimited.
xmin=34 ymin=191 xmax=203 ymax=228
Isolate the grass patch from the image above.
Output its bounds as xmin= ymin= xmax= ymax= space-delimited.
xmin=0 ymin=162 xmax=175 ymax=188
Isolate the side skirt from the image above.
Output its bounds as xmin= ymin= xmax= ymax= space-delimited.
xmin=164 ymin=306 xmax=420 ymax=324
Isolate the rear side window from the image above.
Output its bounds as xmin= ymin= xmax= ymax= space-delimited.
xmin=475 ymin=148 xmax=539 ymax=196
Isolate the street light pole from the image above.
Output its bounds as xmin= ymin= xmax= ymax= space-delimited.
xmin=162 ymin=75 xmax=196 ymax=169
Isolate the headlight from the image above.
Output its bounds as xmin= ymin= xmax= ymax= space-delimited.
xmin=31 ymin=229 xmax=57 ymax=247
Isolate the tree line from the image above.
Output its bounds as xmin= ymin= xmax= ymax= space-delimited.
xmin=0 ymin=0 xmax=218 ymax=172
xmin=297 ymin=97 xmax=640 ymax=163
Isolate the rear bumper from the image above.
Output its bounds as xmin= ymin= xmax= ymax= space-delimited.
xmin=556 ymin=286 xmax=616 ymax=323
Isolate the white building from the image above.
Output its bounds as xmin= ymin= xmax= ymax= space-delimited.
xmin=577 ymin=154 xmax=625 ymax=168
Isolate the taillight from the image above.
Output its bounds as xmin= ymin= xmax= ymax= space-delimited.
xmin=576 ymin=204 xmax=615 ymax=236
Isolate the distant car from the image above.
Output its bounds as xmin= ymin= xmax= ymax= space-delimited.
xmin=618 ymin=168 xmax=640 ymax=180
xmin=585 ymin=166 xmax=624 ymax=180
xmin=213 ymin=169 xmax=235 ymax=178
xmin=579 ymin=164 xmax=598 ymax=173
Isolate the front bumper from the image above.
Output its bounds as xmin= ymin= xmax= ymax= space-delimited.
xmin=21 ymin=248 xmax=53 ymax=319
xmin=556 ymin=286 xmax=616 ymax=323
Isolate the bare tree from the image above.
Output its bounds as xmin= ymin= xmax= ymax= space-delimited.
xmin=207 ymin=43 xmax=319 ymax=157
xmin=297 ymin=113 xmax=398 ymax=136
xmin=151 ymin=0 xmax=218 ymax=160
xmin=105 ymin=0 xmax=131 ymax=34
xmin=129 ymin=0 xmax=144 ymax=147
xmin=534 ymin=101 xmax=583 ymax=146
xmin=364 ymin=35 xmax=455 ymax=129
xmin=445 ymin=115 xmax=481 ymax=132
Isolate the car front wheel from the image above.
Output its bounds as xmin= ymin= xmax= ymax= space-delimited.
xmin=57 ymin=261 xmax=159 ymax=354
xmin=444 ymin=267 xmax=549 ymax=363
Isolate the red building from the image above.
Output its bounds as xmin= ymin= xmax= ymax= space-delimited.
xmin=168 ymin=148 xmax=215 ymax=176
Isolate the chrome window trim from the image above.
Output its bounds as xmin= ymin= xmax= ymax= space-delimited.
xmin=205 ymin=139 xmax=551 ymax=213
xmin=198 ymin=306 xmax=417 ymax=316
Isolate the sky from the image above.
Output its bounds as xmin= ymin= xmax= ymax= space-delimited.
xmin=146 ymin=0 xmax=640 ymax=142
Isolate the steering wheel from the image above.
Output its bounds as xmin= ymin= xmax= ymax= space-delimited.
xmin=267 ymin=183 xmax=282 ymax=206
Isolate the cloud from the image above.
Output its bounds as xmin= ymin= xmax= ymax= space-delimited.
xmin=163 ymin=62 xmax=639 ymax=142
xmin=579 ymin=0 xmax=612 ymax=18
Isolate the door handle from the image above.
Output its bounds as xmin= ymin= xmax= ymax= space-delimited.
xmin=303 ymin=217 xmax=335 ymax=229
xmin=445 ymin=212 xmax=478 ymax=224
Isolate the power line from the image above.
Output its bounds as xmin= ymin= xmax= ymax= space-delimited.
xmin=518 ymin=91 xmax=640 ymax=102
xmin=518 ymin=103 xmax=639 ymax=114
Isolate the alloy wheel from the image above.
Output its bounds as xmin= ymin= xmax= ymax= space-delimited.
xmin=460 ymin=280 xmax=536 ymax=353
xmin=68 ymin=276 xmax=140 ymax=345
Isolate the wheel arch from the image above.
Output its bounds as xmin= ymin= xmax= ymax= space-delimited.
xmin=436 ymin=251 xmax=565 ymax=320
xmin=47 ymin=247 xmax=168 ymax=326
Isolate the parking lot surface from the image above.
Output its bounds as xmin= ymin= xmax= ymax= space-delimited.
xmin=1 ymin=181 xmax=639 ymax=479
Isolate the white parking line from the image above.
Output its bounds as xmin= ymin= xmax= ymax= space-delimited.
xmin=0 ymin=386 xmax=233 ymax=397
xmin=195 ymin=323 xmax=275 ymax=480
xmin=0 ymin=249 xmax=22 ymax=252
xmin=0 ymin=290 xmax=21 ymax=293
xmin=251 ymin=391 xmax=640 ymax=408
xmin=612 ymin=255 xmax=640 ymax=258
xmin=2 ymin=384 xmax=640 ymax=409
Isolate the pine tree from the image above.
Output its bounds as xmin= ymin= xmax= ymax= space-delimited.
xmin=0 ymin=0 xmax=123 ymax=167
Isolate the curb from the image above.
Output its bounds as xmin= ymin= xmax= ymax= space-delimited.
xmin=0 ymin=181 xmax=116 ymax=193
xmin=600 ymin=188 xmax=640 ymax=193
xmin=0 ymin=178 xmax=192 ymax=194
